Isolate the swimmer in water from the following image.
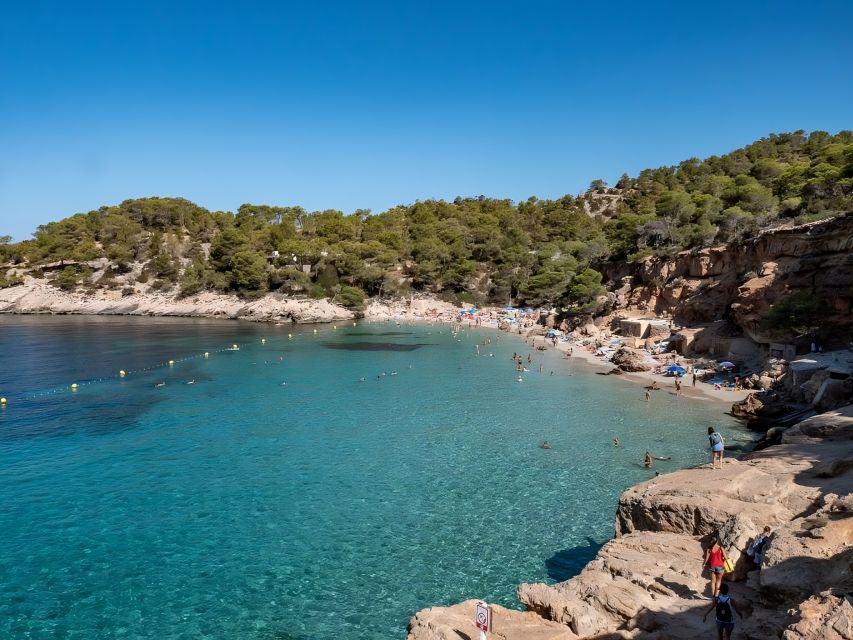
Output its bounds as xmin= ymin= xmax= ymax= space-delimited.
xmin=280 ymin=382 xmax=287 ymax=386
xmin=155 ymin=382 xmax=165 ymax=388
xmin=359 ymin=377 xmax=365 ymax=382
xmin=541 ymin=440 xmax=551 ymax=449
xmin=186 ymin=380 xmax=195 ymax=385
xmin=644 ymin=452 xmax=653 ymax=468
xmin=613 ymin=437 xmax=620 ymax=447
xmin=516 ymin=376 xmax=524 ymax=383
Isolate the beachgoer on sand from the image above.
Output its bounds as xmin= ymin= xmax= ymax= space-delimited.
xmin=702 ymin=583 xmax=740 ymax=640
xmin=703 ymin=534 xmax=729 ymax=598
xmin=708 ymin=427 xmax=725 ymax=469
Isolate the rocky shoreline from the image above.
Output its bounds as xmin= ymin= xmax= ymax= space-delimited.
xmin=0 ymin=278 xmax=466 ymax=324
xmin=2 ymin=282 xmax=850 ymax=638
xmin=407 ymin=407 xmax=853 ymax=640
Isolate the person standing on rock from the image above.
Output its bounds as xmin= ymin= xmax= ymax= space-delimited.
xmin=708 ymin=427 xmax=725 ymax=469
xmin=746 ymin=526 xmax=772 ymax=568
xmin=703 ymin=534 xmax=728 ymax=598
xmin=703 ymin=583 xmax=740 ymax=640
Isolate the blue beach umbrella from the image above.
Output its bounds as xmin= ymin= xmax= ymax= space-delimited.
xmin=667 ymin=365 xmax=686 ymax=375
xmin=719 ymin=361 xmax=735 ymax=369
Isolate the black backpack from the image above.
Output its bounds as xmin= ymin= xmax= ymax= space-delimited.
xmin=716 ymin=596 xmax=733 ymax=623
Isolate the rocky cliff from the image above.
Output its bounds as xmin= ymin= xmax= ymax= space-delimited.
xmin=607 ymin=213 xmax=853 ymax=343
xmin=0 ymin=278 xmax=355 ymax=323
xmin=408 ymin=407 xmax=853 ymax=640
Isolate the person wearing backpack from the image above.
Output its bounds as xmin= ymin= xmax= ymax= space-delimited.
xmin=703 ymin=583 xmax=741 ymax=639
xmin=747 ymin=526 xmax=772 ymax=568
xmin=707 ymin=427 xmax=725 ymax=469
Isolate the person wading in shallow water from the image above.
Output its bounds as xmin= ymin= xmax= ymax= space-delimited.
xmin=703 ymin=534 xmax=728 ymax=598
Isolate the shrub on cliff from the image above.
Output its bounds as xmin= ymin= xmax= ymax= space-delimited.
xmin=336 ymin=286 xmax=366 ymax=312
xmin=761 ymin=291 xmax=833 ymax=338
xmin=52 ymin=266 xmax=81 ymax=291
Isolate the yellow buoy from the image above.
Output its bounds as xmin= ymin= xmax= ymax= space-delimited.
xmin=261 ymin=338 xmax=266 ymax=344
xmin=353 ymin=322 xmax=357 ymax=326
xmin=0 ymin=397 xmax=6 ymax=406
xmin=333 ymin=325 xmax=337 ymax=330
xmin=71 ymin=383 xmax=78 ymax=391
xmin=288 ymin=333 xmax=292 ymax=339
xmin=119 ymin=370 xmax=126 ymax=378
xmin=204 ymin=352 xmax=209 ymax=358
xmin=313 ymin=329 xmax=317 ymax=334
xmin=169 ymin=360 xmax=175 ymax=367
xmin=232 ymin=344 xmax=238 ymax=350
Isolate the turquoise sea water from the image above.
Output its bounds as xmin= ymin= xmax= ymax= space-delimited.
xmin=0 ymin=316 xmax=749 ymax=639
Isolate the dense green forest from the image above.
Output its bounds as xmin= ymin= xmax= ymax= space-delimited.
xmin=1 ymin=130 xmax=851 ymax=312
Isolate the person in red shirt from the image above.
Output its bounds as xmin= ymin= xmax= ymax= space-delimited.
xmin=703 ymin=534 xmax=728 ymax=598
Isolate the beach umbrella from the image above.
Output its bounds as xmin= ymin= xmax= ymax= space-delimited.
xmin=719 ymin=361 xmax=735 ymax=369
xmin=667 ymin=365 xmax=687 ymax=375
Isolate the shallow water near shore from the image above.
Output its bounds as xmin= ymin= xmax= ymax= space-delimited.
xmin=0 ymin=316 xmax=751 ymax=639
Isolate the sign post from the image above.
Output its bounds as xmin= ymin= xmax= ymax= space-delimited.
xmin=475 ymin=602 xmax=491 ymax=640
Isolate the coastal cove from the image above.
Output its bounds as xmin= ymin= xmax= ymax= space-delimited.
xmin=0 ymin=316 xmax=751 ymax=639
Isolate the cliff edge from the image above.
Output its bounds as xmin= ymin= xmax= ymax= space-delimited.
xmin=408 ymin=407 xmax=853 ymax=640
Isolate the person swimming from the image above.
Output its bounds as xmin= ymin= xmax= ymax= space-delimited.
xmin=541 ymin=440 xmax=551 ymax=449
xmin=155 ymin=381 xmax=165 ymax=388
xmin=613 ymin=437 xmax=620 ymax=447
xmin=644 ymin=452 xmax=653 ymax=468
xmin=186 ymin=380 xmax=195 ymax=385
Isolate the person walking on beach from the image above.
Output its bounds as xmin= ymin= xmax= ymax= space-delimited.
xmin=692 ymin=371 xmax=697 ymax=387
xmin=703 ymin=534 xmax=728 ymax=598
xmin=645 ymin=389 xmax=651 ymax=402
xmin=708 ymin=427 xmax=725 ymax=469
xmin=702 ymin=583 xmax=740 ymax=640
xmin=675 ymin=378 xmax=682 ymax=395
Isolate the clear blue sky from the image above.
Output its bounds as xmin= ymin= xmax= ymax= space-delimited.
xmin=1 ymin=1 xmax=851 ymax=240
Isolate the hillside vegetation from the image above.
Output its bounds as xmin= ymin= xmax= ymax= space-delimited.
xmin=1 ymin=130 xmax=851 ymax=314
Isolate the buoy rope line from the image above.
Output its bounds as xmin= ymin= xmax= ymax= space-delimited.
xmin=0 ymin=325 xmax=353 ymax=407
xmin=1 ymin=338 xmax=281 ymax=403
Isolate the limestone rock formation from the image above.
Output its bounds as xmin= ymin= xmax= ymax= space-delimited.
xmin=0 ymin=278 xmax=355 ymax=323
xmin=407 ymin=601 xmax=576 ymax=640
xmin=408 ymin=406 xmax=853 ymax=640
xmin=605 ymin=214 xmax=853 ymax=342
xmin=611 ymin=347 xmax=651 ymax=372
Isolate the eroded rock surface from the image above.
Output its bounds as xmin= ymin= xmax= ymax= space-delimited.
xmin=408 ymin=407 xmax=853 ymax=640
